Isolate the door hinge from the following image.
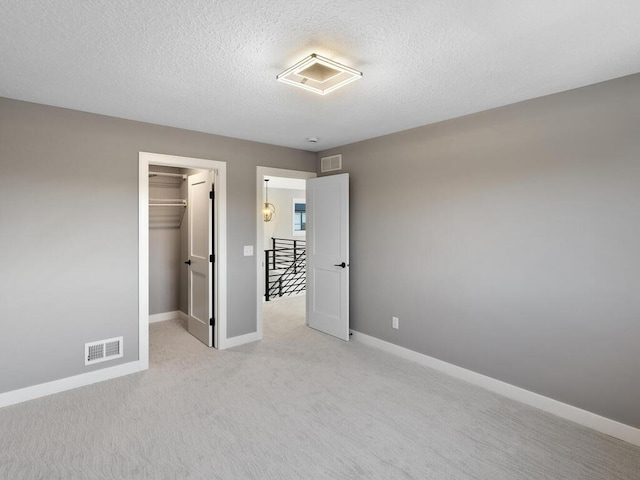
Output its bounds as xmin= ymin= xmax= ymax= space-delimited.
xmin=210 ymin=254 xmax=215 ymax=263
xmin=210 ymin=317 xmax=215 ymax=326
xmin=209 ymin=191 xmax=215 ymax=199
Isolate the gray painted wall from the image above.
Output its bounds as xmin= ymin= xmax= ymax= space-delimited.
xmin=263 ymin=187 xmax=306 ymax=245
xmin=0 ymin=97 xmax=314 ymax=394
xmin=317 ymin=74 xmax=640 ymax=428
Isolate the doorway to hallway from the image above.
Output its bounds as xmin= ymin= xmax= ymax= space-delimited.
xmin=255 ymin=167 xmax=316 ymax=340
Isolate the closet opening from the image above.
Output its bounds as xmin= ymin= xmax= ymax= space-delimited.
xmin=148 ymin=164 xmax=216 ymax=348
xmin=139 ymin=153 xmax=227 ymax=369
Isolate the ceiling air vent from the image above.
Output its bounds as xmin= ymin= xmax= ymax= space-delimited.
xmin=320 ymin=154 xmax=342 ymax=172
xmin=85 ymin=336 xmax=123 ymax=366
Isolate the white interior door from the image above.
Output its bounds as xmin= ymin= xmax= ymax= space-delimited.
xmin=187 ymin=171 xmax=214 ymax=347
xmin=306 ymin=173 xmax=349 ymax=340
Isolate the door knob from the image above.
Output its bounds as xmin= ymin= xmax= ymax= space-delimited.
xmin=334 ymin=262 xmax=346 ymax=268
xmin=184 ymin=259 xmax=191 ymax=265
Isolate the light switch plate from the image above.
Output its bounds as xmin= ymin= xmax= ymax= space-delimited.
xmin=244 ymin=245 xmax=254 ymax=256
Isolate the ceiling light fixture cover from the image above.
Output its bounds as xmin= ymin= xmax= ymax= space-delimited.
xmin=277 ymin=53 xmax=362 ymax=95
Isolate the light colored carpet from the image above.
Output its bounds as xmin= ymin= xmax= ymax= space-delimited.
xmin=1 ymin=296 xmax=639 ymax=479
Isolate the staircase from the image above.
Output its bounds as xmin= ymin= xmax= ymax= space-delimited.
xmin=264 ymin=237 xmax=306 ymax=301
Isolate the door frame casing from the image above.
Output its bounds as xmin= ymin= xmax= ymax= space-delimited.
xmin=140 ymin=152 xmax=228 ymax=365
xmin=256 ymin=167 xmax=316 ymax=339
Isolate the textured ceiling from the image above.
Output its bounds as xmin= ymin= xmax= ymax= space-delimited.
xmin=2 ymin=1 xmax=640 ymax=152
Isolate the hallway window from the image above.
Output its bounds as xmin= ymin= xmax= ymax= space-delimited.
xmin=293 ymin=199 xmax=306 ymax=235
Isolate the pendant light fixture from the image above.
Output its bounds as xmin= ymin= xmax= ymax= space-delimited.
xmin=263 ymin=179 xmax=275 ymax=222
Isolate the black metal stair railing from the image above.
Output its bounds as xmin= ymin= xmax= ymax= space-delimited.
xmin=264 ymin=237 xmax=306 ymax=301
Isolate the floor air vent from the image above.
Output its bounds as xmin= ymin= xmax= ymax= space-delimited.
xmin=320 ymin=154 xmax=342 ymax=172
xmin=85 ymin=336 xmax=123 ymax=365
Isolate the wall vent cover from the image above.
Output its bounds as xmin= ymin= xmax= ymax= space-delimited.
xmin=85 ymin=336 xmax=123 ymax=366
xmin=320 ymin=154 xmax=342 ymax=172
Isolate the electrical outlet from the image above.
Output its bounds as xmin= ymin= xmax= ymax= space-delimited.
xmin=392 ymin=316 xmax=399 ymax=329
xmin=244 ymin=245 xmax=254 ymax=256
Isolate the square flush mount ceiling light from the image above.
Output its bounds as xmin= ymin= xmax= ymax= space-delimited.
xmin=277 ymin=53 xmax=362 ymax=95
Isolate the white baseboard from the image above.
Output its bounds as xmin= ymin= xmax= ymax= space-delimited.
xmin=222 ymin=331 xmax=260 ymax=349
xmin=0 ymin=360 xmax=147 ymax=409
xmin=350 ymin=330 xmax=640 ymax=447
xmin=177 ymin=311 xmax=254 ymax=350
xmin=149 ymin=311 xmax=180 ymax=323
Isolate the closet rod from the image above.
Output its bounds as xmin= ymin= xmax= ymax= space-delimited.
xmin=149 ymin=199 xmax=187 ymax=207
xmin=149 ymin=171 xmax=187 ymax=180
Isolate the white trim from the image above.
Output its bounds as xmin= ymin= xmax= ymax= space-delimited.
xmin=140 ymin=152 xmax=228 ymax=349
xmin=223 ymin=332 xmax=260 ymax=349
xmin=178 ymin=311 xmax=189 ymax=322
xmin=139 ymin=159 xmax=150 ymax=369
xmin=256 ymin=167 xmax=316 ymax=341
xmin=0 ymin=361 xmax=145 ymax=408
xmin=350 ymin=330 xmax=640 ymax=447
xmin=149 ymin=311 xmax=181 ymax=323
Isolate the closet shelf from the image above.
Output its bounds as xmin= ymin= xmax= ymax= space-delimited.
xmin=149 ymin=198 xmax=187 ymax=207
xmin=149 ymin=171 xmax=186 ymax=180
xmin=149 ymin=172 xmax=186 ymax=228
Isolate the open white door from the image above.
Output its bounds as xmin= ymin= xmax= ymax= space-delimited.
xmin=186 ymin=171 xmax=214 ymax=347
xmin=306 ymin=173 xmax=349 ymax=341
